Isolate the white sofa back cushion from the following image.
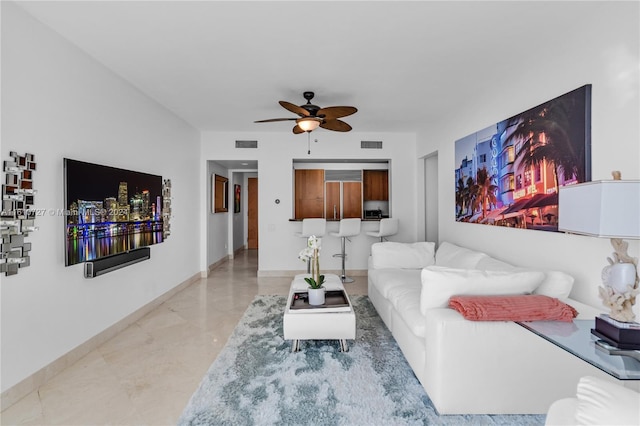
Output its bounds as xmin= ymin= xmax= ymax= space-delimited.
xmin=435 ymin=242 xmax=489 ymax=269
xmin=420 ymin=266 xmax=546 ymax=314
xmin=475 ymin=256 xmax=518 ymax=272
xmin=371 ymin=242 xmax=436 ymax=270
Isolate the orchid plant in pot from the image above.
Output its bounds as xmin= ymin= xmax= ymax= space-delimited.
xmin=298 ymin=235 xmax=325 ymax=305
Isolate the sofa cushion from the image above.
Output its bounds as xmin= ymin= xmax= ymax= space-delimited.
xmin=435 ymin=242 xmax=489 ymax=269
xmin=371 ymin=242 xmax=435 ymax=269
xmin=369 ymin=269 xmax=422 ymax=298
xmin=575 ymin=375 xmax=640 ymax=425
xmin=420 ymin=266 xmax=546 ymax=314
xmin=387 ymin=286 xmax=426 ymax=337
xmin=475 ymin=256 xmax=517 ymax=272
xmin=474 ymin=256 xmax=575 ymax=299
xmin=532 ymin=271 xmax=575 ymax=299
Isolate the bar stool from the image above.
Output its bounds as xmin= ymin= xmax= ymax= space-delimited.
xmin=295 ymin=218 xmax=326 ymax=272
xmin=366 ymin=218 xmax=399 ymax=242
xmin=330 ymin=218 xmax=361 ymax=283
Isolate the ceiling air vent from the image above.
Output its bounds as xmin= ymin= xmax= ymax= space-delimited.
xmin=235 ymin=140 xmax=258 ymax=149
xmin=361 ymin=140 xmax=383 ymax=149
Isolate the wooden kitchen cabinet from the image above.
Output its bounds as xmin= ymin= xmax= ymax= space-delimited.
xmin=324 ymin=181 xmax=362 ymax=219
xmin=363 ymin=170 xmax=389 ymax=201
xmin=294 ymin=169 xmax=324 ymax=219
xmin=342 ymin=181 xmax=363 ymax=218
xmin=325 ymin=181 xmax=341 ymax=220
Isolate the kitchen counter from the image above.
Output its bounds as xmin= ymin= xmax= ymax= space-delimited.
xmin=289 ymin=217 xmax=389 ymax=222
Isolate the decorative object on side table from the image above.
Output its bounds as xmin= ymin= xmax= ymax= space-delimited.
xmin=559 ymin=171 xmax=640 ymax=348
xmin=298 ymin=235 xmax=325 ymax=305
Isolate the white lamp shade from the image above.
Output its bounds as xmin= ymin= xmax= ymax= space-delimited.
xmin=558 ymin=180 xmax=640 ymax=239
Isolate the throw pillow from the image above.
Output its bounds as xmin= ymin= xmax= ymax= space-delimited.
xmin=371 ymin=242 xmax=436 ymax=269
xmin=434 ymin=242 xmax=489 ymax=269
xmin=420 ymin=266 xmax=545 ymax=314
xmin=475 ymin=256 xmax=518 ymax=272
xmin=532 ymin=270 xmax=575 ymax=299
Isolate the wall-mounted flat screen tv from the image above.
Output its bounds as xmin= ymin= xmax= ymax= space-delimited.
xmin=64 ymin=158 xmax=164 ymax=266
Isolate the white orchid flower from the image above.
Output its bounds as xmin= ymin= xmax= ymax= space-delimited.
xmin=307 ymin=235 xmax=322 ymax=250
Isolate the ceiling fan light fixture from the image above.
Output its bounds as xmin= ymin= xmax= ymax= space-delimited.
xmin=297 ymin=117 xmax=321 ymax=132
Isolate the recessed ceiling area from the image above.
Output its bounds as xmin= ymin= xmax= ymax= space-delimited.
xmin=211 ymin=160 xmax=257 ymax=171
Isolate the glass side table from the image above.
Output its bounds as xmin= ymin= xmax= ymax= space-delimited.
xmin=517 ymin=319 xmax=640 ymax=380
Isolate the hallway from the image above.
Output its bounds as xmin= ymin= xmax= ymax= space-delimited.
xmin=2 ymin=250 xmax=367 ymax=425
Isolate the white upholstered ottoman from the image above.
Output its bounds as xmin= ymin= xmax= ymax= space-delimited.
xmin=283 ymin=273 xmax=356 ymax=352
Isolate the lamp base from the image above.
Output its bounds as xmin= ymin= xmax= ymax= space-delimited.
xmin=599 ymin=239 xmax=639 ymax=323
xmin=599 ymin=284 xmax=638 ymax=323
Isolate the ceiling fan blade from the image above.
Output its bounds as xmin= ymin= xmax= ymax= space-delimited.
xmin=317 ymin=106 xmax=357 ymax=120
xmin=293 ymin=125 xmax=305 ymax=134
xmin=320 ymin=119 xmax=352 ymax=132
xmin=279 ymin=101 xmax=310 ymax=117
xmin=254 ymin=118 xmax=297 ymax=123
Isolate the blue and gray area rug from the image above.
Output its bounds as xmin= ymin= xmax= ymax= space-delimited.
xmin=178 ymin=295 xmax=545 ymax=425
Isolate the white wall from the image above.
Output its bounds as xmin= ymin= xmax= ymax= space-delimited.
xmin=1 ymin=3 xmax=201 ymax=392
xmin=416 ymin=1 xmax=640 ymax=314
xmin=200 ymin=132 xmax=417 ymax=274
xmin=206 ymin=161 xmax=231 ymax=268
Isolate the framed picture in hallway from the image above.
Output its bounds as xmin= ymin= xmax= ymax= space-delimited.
xmin=234 ymin=184 xmax=241 ymax=213
xmin=454 ymin=85 xmax=592 ymax=232
xmin=213 ymin=174 xmax=228 ymax=213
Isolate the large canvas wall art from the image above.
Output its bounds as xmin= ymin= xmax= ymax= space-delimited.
xmin=454 ymin=85 xmax=592 ymax=232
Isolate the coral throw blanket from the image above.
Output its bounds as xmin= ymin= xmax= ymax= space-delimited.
xmin=449 ymin=294 xmax=578 ymax=322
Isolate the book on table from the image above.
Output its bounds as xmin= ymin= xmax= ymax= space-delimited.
xmin=288 ymin=290 xmax=351 ymax=313
xmin=592 ymin=315 xmax=640 ymax=350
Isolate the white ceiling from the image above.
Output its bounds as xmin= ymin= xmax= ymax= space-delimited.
xmin=15 ymin=1 xmax=595 ymax=135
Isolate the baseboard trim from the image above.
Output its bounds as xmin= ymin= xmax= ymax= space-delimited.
xmin=0 ymin=271 xmax=202 ymax=411
xmin=205 ymin=256 xmax=230 ymax=277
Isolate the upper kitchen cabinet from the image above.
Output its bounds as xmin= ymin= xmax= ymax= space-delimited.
xmin=363 ymin=170 xmax=389 ymax=201
xmin=293 ymin=160 xmax=389 ymax=220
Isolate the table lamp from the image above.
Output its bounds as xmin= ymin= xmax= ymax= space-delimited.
xmin=558 ymin=172 xmax=640 ymax=323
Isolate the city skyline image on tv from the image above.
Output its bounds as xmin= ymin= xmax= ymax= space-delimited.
xmin=64 ymin=158 xmax=164 ymax=266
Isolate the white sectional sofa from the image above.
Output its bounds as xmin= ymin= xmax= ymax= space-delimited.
xmin=367 ymin=241 xmax=618 ymax=415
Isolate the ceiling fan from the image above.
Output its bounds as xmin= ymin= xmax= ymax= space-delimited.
xmin=254 ymin=91 xmax=357 ymax=134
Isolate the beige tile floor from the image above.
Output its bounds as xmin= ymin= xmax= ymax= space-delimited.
xmin=1 ymin=249 xmax=368 ymax=425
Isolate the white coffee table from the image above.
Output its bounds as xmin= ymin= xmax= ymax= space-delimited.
xmin=283 ymin=273 xmax=356 ymax=352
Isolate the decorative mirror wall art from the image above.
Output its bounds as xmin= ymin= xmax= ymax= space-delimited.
xmin=1 ymin=151 xmax=38 ymax=275
xmin=454 ymin=85 xmax=592 ymax=232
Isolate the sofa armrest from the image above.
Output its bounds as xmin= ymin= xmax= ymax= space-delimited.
xmin=545 ymin=398 xmax=578 ymax=425
xmin=422 ymin=305 xmax=613 ymax=414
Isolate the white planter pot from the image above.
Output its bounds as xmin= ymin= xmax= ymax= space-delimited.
xmin=308 ymin=287 xmax=326 ymax=306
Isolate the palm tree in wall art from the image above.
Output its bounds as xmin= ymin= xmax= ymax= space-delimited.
xmin=504 ymin=88 xmax=590 ymax=194
xmin=455 ymin=176 xmax=475 ymax=219
xmin=471 ymin=166 xmax=498 ymax=221
xmin=454 ymin=84 xmax=591 ymax=231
